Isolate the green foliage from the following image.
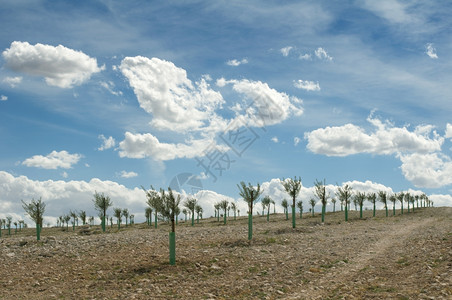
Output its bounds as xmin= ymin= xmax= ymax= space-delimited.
xmin=337 ymin=184 xmax=353 ymax=221
xmin=21 ymin=197 xmax=46 ymax=228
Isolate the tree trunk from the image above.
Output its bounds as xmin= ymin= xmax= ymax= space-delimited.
xmin=345 ymin=203 xmax=348 ymax=221
xmin=360 ymin=204 xmax=363 ymax=219
xmin=36 ymin=223 xmax=41 ymax=241
xmin=321 ymin=204 xmax=325 ymax=223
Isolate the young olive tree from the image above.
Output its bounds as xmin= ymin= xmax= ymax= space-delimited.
xmin=230 ymin=202 xmax=237 ymax=220
xmin=367 ymin=193 xmax=377 ymax=217
xmin=219 ymin=200 xmax=229 ymax=225
xmin=261 ymin=196 xmax=271 ymax=222
xmin=389 ymin=194 xmax=397 ymax=216
xmin=159 ymin=188 xmax=181 ymax=265
xmin=195 ymin=204 xmax=202 ymax=224
xmin=21 ymin=197 xmax=46 ymax=240
xmin=184 ymin=198 xmax=197 ymax=226
xmin=70 ymin=210 xmax=78 ymax=231
xmin=337 ymin=184 xmax=353 ymax=221
xmin=282 ymin=176 xmax=302 ymax=228
xmin=331 ymin=198 xmax=337 ymax=213
xmin=79 ymin=210 xmax=87 ymax=225
xmin=114 ymin=208 xmax=122 ymax=230
xmin=314 ymin=179 xmax=329 ymax=223
xmin=281 ymin=199 xmax=289 ymax=220
xmin=297 ymin=200 xmax=303 ymax=219
xmin=355 ymin=192 xmax=366 ymax=219
xmin=122 ymin=209 xmax=129 ymax=227
xmin=143 ymin=186 xmax=161 ymax=228
xmin=237 ymin=181 xmax=262 ymax=240
xmin=309 ymin=198 xmax=316 ymax=216
xmin=145 ymin=207 xmax=153 ymax=226
xmin=93 ymin=192 xmax=112 ymax=232
xmin=378 ymin=191 xmax=389 ymax=217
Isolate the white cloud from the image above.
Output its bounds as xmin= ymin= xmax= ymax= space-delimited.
xmin=119 ymin=57 xmax=303 ymax=162
xmin=425 ymin=43 xmax=438 ymax=59
xmin=299 ymin=53 xmax=312 ymax=60
xmin=280 ymin=46 xmax=293 ymax=57
xmin=22 ymin=150 xmax=82 ymax=169
xmin=362 ymin=0 xmax=413 ymax=24
xmin=98 ymin=134 xmax=116 ymax=151
xmin=120 ymin=56 xmax=225 ymax=132
xmin=0 ymin=171 xmax=145 ymax=226
xmin=293 ymin=79 xmax=320 ymax=91
xmin=305 ymin=114 xmax=443 ymax=157
xmin=429 ymin=194 xmax=452 ymax=207
xmin=0 ymin=95 xmax=7 ymax=101
xmin=219 ymin=78 xmax=304 ymax=127
xmin=445 ymin=123 xmax=452 ymax=139
xmin=119 ymin=132 xmax=213 ymax=160
xmin=226 ymin=58 xmax=248 ymax=66
xmin=2 ymin=41 xmax=104 ymax=88
xmin=399 ymin=152 xmax=452 ymax=188
xmin=119 ymin=170 xmax=138 ymax=178
xmin=314 ymin=47 xmax=333 ymax=61
xmin=271 ymin=136 xmax=279 ymax=143
xmin=100 ymin=81 xmax=123 ymax=96
xmin=61 ymin=171 xmax=68 ymax=178
xmin=294 ymin=137 xmax=301 ymax=146
xmin=3 ymin=76 xmax=22 ymax=87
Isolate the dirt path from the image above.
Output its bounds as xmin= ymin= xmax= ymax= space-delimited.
xmin=286 ymin=217 xmax=436 ymax=299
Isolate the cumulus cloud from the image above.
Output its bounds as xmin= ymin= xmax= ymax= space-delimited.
xmin=0 ymin=171 xmax=145 ymax=226
xmin=120 ymin=56 xmax=225 ymax=132
xmin=294 ymin=137 xmax=301 ymax=146
xmin=98 ymin=135 xmax=116 ymax=151
xmin=445 ymin=123 xmax=452 ymax=139
xmin=218 ymin=78 xmax=303 ymax=127
xmin=271 ymin=136 xmax=279 ymax=143
xmin=119 ymin=132 xmax=213 ymax=160
xmin=425 ymin=43 xmax=438 ymax=59
xmin=399 ymin=152 xmax=452 ymax=188
xmin=226 ymin=58 xmax=248 ymax=66
xmin=293 ymin=79 xmax=320 ymax=91
xmin=3 ymin=76 xmax=22 ymax=87
xmin=119 ymin=170 xmax=138 ymax=178
xmin=305 ymin=115 xmax=443 ymax=157
xmin=2 ymin=41 xmax=104 ymax=88
xmin=22 ymin=150 xmax=82 ymax=169
xmin=299 ymin=53 xmax=312 ymax=60
xmin=315 ymin=47 xmax=333 ymax=61
xmin=0 ymin=95 xmax=7 ymax=101
xmin=280 ymin=46 xmax=293 ymax=57
xmin=118 ymin=56 xmax=303 ymax=161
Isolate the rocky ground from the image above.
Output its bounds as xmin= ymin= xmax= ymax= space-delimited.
xmin=1 ymin=207 xmax=451 ymax=299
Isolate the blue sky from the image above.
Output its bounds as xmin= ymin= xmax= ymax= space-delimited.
xmin=1 ymin=1 xmax=452 ymax=225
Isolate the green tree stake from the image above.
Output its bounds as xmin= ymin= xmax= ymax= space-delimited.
xmin=292 ymin=205 xmax=296 ymax=228
xmin=36 ymin=224 xmax=41 ymax=241
xmin=169 ymin=231 xmax=176 ymax=265
xmin=248 ymin=213 xmax=253 ymax=240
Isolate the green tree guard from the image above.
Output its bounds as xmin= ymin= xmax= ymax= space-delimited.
xmin=248 ymin=213 xmax=253 ymax=240
xmin=169 ymin=231 xmax=176 ymax=265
